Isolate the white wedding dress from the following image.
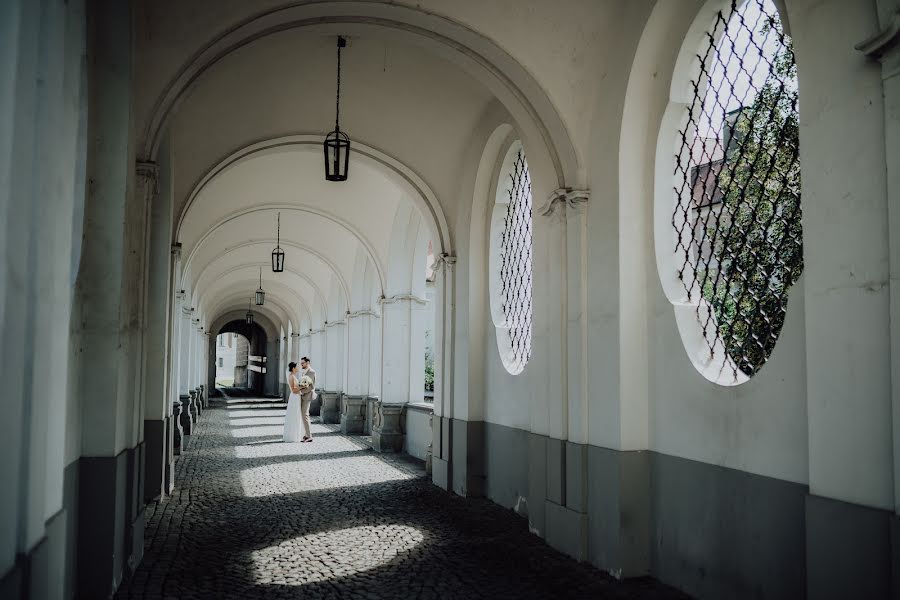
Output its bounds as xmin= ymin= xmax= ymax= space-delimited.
xmin=283 ymin=372 xmax=302 ymax=442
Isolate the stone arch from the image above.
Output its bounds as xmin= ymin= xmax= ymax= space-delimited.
xmin=179 ymin=206 xmax=375 ymax=296
xmin=138 ymin=2 xmax=581 ymax=190
xmin=179 ymin=136 xmax=452 ymax=259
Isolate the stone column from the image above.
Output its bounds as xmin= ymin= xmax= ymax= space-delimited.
xmin=342 ymin=310 xmax=376 ymax=434
xmin=137 ymin=159 xmax=173 ymax=504
xmin=380 ymin=295 xmax=427 ymax=405
xmin=291 ymin=332 xmax=301 ymax=363
xmin=278 ymin=334 xmax=287 ymax=400
xmin=322 ymin=320 xmax=345 ymax=424
xmin=430 ymin=253 xmax=455 ymax=490
xmin=178 ymin=305 xmax=194 ymax=435
xmin=310 ymin=327 xmax=325 ymax=414
xmin=377 ymin=295 xmax=426 ymax=455
xmin=170 ymin=288 xmax=185 ymax=458
xmin=535 ymin=189 xmax=597 ymax=564
xmin=71 ymin=2 xmax=147 ymax=593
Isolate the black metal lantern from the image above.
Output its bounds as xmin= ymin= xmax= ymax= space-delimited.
xmin=271 ymin=212 xmax=285 ymax=272
xmin=255 ymin=267 xmax=266 ymax=306
xmin=324 ymin=36 xmax=350 ymax=181
xmin=246 ymin=300 xmax=254 ymax=325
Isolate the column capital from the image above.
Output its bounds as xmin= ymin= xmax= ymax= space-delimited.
xmin=431 ymin=253 xmax=457 ymax=274
xmin=136 ymin=160 xmax=159 ymax=196
xmin=856 ymin=10 xmax=900 ymax=77
xmin=291 ymin=332 xmax=301 ymax=338
xmin=539 ymin=188 xmax=590 ymax=217
xmin=171 ymin=242 xmax=182 ymax=259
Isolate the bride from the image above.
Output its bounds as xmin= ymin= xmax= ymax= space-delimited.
xmin=283 ymin=362 xmax=302 ymax=442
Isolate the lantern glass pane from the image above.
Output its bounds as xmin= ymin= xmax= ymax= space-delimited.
xmin=324 ymin=131 xmax=350 ymax=181
xmin=272 ymin=248 xmax=285 ymax=273
xmin=255 ymin=289 xmax=265 ymax=306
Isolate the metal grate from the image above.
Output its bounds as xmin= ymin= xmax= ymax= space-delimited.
xmin=673 ymin=0 xmax=802 ymax=381
xmin=500 ymin=150 xmax=534 ymax=373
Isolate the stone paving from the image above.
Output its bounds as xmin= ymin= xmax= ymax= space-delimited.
xmin=116 ymin=390 xmax=689 ymax=600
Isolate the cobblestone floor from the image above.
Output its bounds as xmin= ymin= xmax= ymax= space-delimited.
xmin=116 ymin=391 xmax=689 ymax=600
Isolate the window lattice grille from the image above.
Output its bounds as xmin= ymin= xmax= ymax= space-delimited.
xmin=674 ymin=0 xmax=802 ymax=381
xmin=500 ymin=150 xmax=534 ymax=373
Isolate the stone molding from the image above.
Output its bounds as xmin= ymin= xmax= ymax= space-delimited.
xmin=538 ymin=187 xmax=590 ymax=217
xmin=857 ymin=10 xmax=900 ymax=76
xmin=431 ymin=253 xmax=457 ymax=274
xmin=135 ymin=160 xmax=159 ymax=196
xmin=380 ymin=294 xmax=428 ymax=306
xmin=347 ymin=309 xmax=380 ymax=319
xmin=324 ymin=320 xmax=346 ymax=328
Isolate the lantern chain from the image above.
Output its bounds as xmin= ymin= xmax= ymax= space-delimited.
xmin=335 ymin=36 xmax=343 ymax=132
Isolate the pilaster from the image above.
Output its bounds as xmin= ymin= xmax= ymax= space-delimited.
xmin=380 ymin=294 xmax=428 ymax=404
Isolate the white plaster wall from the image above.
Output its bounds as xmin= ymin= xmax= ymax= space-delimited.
xmin=404 ymin=408 xmax=432 ymax=461
xmin=607 ymin=0 xmax=810 ymax=485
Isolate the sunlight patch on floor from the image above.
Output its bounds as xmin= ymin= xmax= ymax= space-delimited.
xmin=231 ymin=425 xmax=285 ymax=439
xmin=234 ymin=443 xmax=366 ymax=459
xmin=251 ymin=525 xmax=424 ymax=585
xmin=228 ymin=410 xmax=286 ymax=418
xmin=239 ymin=455 xmax=417 ymax=497
xmin=228 ymin=417 xmax=286 ymax=427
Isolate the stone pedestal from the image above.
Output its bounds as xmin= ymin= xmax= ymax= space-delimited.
xmin=187 ymin=390 xmax=197 ymax=424
xmin=310 ymin=390 xmax=322 ymax=416
xmin=199 ymin=384 xmax=206 ymax=409
xmin=372 ymin=401 xmax=405 ymax=453
xmin=179 ymin=393 xmax=193 ymax=436
xmin=365 ymin=396 xmax=378 ymax=434
xmin=169 ymin=400 xmax=184 ymax=456
xmin=321 ymin=391 xmax=341 ymax=424
xmin=340 ymin=395 xmax=366 ymax=434
xmin=193 ymin=387 xmax=203 ymax=419
xmin=164 ymin=414 xmax=176 ymax=492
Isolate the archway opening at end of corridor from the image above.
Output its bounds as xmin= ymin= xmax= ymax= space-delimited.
xmin=215 ymin=320 xmax=269 ymax=396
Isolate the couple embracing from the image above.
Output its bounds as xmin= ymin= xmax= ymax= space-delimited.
xmin=284 ymin=357 xmax=317 ymax=443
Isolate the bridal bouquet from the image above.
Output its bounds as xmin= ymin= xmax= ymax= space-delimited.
xmin=299 ymin=375 xmax=313 ymax=389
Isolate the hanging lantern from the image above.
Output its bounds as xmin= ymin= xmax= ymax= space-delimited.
xmin=324 ymin=36 xmax=350 ymax=181
xmin=271 ymin=212 xmax=285 ymax=272
xmin=255 ymin=266 xmax=266 ymax=306
xmin=246 ymin=300 xmax=254 ymax=325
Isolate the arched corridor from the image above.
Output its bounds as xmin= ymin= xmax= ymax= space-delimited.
xmin=3 ymin=1 xmax=900 ymax=599
xmin=116 ymin=392 xmax=684 ymax=599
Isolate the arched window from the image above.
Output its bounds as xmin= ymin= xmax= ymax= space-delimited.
xmin=489 ymin=141 xmax=533 ymax=375
xmin=668 ymin=0 xmax=802 ymax=383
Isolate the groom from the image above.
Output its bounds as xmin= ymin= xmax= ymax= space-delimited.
xmin=299 ymin=356 xmax=317 ymax=442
